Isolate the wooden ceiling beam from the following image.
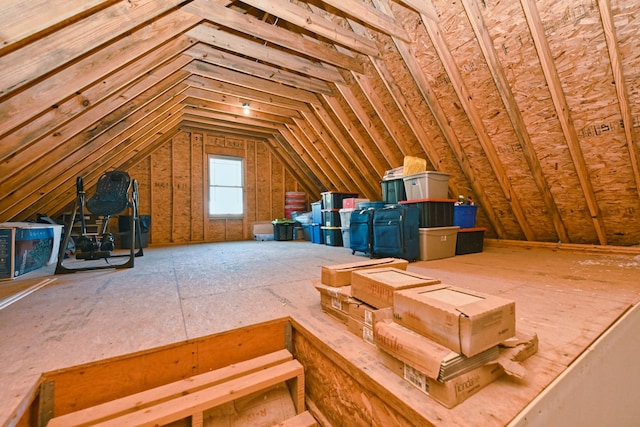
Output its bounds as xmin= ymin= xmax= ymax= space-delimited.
xmin=182 ymin=97 xmax=296 ymax=126
xmin=10 ymin=89 xmax=187 ymax=220
xmin=320 ymin=94 xmax=388 ymax=179
xmin=461 ymin=0 xmax=569 ymax=243
xmin=520 ymin=0 xmax=608 ymax=245
xmin=1 ymin=52 xmax=193 ymax=166
xmin=333 ymin=82 xmax=403 ymax=168
xmin=598 ymin=0 xmax=640 ymax=201
xmin=267 ymin=133 xmax=323 ymax=197
xmin=0 ymin=0 xmax=186 ymax=99
xmin=0 ymin=0 xmax=117 ymax=56
xmin=317 ymin=0 xmax=411 ymax=42
xmin=185 ymin=60 xmax=320 ymax=105
xmin=392 ymin=0 xmax=438 ymax=22
xmin=182 ymin=0 xmax=364 ymax=73
xmin=239 ymin=0 xmax=380 ymax=57
xmin=0 ymin=59 xmax=190 ymax=193
xmin=310 ymin=100 xmax=383 ymax=199
xmin=300 ymin=105 xmax=379 ymax=198
xmin=187 ymin=43 xmax=333 ymax=94
xmin=36 ymin=114 xmax=184 ymax=219
xmin=186 ymin=23 xmax=344 ymax=84
xmin=180 ymin=107 xmax=284 ymax=131
xmin=183 ymin=86 xmax=303 ymax=120
xmin=287 ymin=120 xmax=348 ymax=191
xmin=186 ymin=75 xmax=310 ymax=111
xmin=275 ymin=127 xmax=333 ymax=193
xmin=422 ymin=0 xmax=537 ymax=241
xmin=0 ymin=10 xmax=200 ymax=139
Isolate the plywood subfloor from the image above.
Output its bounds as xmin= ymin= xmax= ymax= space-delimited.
xmin=1 ymin=240 xmax=639 ymax=426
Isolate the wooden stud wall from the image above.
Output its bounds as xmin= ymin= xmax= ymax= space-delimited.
xmin=128 ymin=130 xmax=315 ymax=245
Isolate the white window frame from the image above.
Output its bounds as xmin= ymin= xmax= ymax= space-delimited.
xmin=208 ymin=155 xmax=244 ymax=218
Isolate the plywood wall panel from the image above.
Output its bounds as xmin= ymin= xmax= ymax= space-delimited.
xmin=539 ymin=0 xmax=640 ymax=245
xmin=190 ymin=132 xmax=205 ymax=242
xmin=172 ymin=131 xmax=192 ymax=244
xmin=151 ymin=143 xmax=173 ymax=244
xmin=478 ymin=0 xmax=597 ymax=244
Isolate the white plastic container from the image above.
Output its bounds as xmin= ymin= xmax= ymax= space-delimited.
xmin=403 ymin=171 xmax=450 ymax=200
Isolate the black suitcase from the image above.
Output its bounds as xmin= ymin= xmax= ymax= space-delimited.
xmin=372 ymin=205 xmax=420 ymax=261
xmin=349 ymin=208 xmax=375 ymax=255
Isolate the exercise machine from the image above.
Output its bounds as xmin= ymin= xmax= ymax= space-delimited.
xmin=55 ymin=171 xmax=143 ymax=274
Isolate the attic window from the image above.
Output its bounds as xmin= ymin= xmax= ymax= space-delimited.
xmin=208 ymin=155 xmax=244 ymax=217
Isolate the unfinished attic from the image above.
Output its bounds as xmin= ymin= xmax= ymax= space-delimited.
xmin=1 ymin=0 xmax=640 ymax=426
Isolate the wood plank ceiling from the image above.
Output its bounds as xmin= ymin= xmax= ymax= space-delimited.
xmin=1 ymin=0 xmax=639 ymax=246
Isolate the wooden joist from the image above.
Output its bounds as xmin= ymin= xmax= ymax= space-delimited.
xmin=273 ymin=410 xmax=318 ymax=427
xmin=47 ymin=349 xmax=305 ymax=427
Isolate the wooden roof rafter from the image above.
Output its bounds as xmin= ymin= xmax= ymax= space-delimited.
xmin=421 ymin=0 xmax=537 ymax=241
xmin=519 ymin=0 xmax=608 ymax=245
xmin=385 ymin=6 xmax=507 ymax=238
xmin=181 ymin=0 xmax=365 ymax=74
xmin=597 ymin=0 xmax=640 ymax=201
xmin=460 ymin=0 xmax=570 ymax=243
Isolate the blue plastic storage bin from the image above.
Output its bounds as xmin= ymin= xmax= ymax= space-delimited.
xmin=453 ymin=205 xmax=478 ymax=228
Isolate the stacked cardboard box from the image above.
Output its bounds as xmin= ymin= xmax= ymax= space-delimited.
xmin=313 ymin=260 xmax=538 ymax=408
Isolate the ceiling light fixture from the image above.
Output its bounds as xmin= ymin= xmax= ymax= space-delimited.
xmin=242 ymin=102 xmax=250 ymax=115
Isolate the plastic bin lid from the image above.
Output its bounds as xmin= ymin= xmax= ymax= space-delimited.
xmin=399 ymin=198 xmax=456 ymax=203
xmin=402 ymin=171 xmax=451 ymax=179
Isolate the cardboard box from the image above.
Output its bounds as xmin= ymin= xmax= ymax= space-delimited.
xmin=0 ymin=223 xmax=58 ymax=280
xmin=374 ymin=319 xmax=499 ymax=381
xmin=320 ymin=258 xmax=409 ymax=287
xmin=351 ymin=268 xmax=440 ymax=309
xmin=348 ymin=299 xmax=377 ymax=326
xmin=314 ymin=280 xmax=353 ymax=324
xmin=393 ymin=285 xmax=516 ymax=357
xmin=380 ymin=349 xmax=504 ymax=409
xmin=347 ymin=316 xmax=374 ymax=345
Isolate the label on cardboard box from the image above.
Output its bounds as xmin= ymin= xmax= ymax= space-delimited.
xmin=393 ymin=285 xmax=516 ymax=357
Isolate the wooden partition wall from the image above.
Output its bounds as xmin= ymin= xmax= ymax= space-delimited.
xmin=127 ymin=130 xmax=315 ymax=245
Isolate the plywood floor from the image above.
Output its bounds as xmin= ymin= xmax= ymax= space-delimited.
xmin=1 ymin=240 xmax=639 ymax=426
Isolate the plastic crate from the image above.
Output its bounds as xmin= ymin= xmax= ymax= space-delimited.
xmin=321 ymin=191 xmax=359 ymax=210
xmin=358 ymin=201 xmax=386 ymax=209
xmin=311 ymin=201 xmax=323 ymax=224
xmin=322 ymin=226 xmax=343 ymax=246
xmin=341 ymin=226 xmax=350 ymax=248
xmin=455 ymin=227 xmax=486 ymax=255
xmin=322 ymin=209 xmax=342 ymax=227
xmin=381 ymin=178 xmax=407 ymax=204
xmin=400 ymin=199 xmax=455 ymax=228
xmin=310 ymin=224 xmax=323 ymax=244
xmin=453 ymin=205 xmax=478 ymax=228
xmin=403 ymin=171 xmax=450 ymax=200
xmin=339 ymin=208 xmax=355 ymax=229
xmin=418 ymin=226 xmax=459 ymax=260
xmin=272 ymin=220 xmax=295 ymax=241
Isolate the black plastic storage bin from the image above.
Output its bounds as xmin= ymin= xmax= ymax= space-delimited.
xmin=381 ymin=178 xmax=407 ymax=204
xmin=455 ymin=227 xmax=486 ymax=255
xmin=399 ymin=199 xmax=455 ymax=228
xmin=321 ymin=191 xmax=359 ymax=210
xmin=321 ymin=226 xmax=343 ymax=246
xmin=321 ymin=209 xmax=342 ymax=227
xmin=272 ymin=220 xmax=295 ymax=241
xmin=119 ymin=215 xmax=150 ymax=249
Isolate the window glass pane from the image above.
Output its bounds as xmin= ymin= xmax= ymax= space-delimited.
xmin=209 ymin=187 xmax=243 ymax=215
xmin=208 ymin=155 xmax=243 ymax=216
xmin=211 ymin=158 xmax=242 ymax=186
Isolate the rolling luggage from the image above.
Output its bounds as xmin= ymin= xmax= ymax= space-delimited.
xmin=349 ymin=208 xmax=376 ymax=255
xmin=372 ymin=205 xmax=420 ymax=261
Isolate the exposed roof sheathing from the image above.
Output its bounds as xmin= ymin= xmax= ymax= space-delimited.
xmin=1 ymin=0 xmax=639 ymax=245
